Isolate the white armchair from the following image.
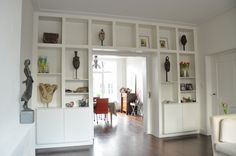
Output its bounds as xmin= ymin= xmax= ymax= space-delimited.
xmin=210 ymin=114 xmax=236 ymax=156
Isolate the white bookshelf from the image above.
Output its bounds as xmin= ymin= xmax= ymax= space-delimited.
xmin=32 ymin=12 xmax=199 ymax=147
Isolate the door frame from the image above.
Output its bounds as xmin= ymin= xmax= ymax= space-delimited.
xmin=92 ymin=50 xmax=155 ymax=133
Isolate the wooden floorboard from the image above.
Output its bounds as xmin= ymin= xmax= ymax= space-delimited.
xmin=36 ymin=113 xmax=213 ymax=156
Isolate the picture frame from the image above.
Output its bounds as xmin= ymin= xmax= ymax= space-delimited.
xmin=180 ymin=83 xmax=186 ymax=91
xmin=139 ymin=36 xmax=150 ymax=48
xmin=160 ymin=37 xmax=168 ymax=49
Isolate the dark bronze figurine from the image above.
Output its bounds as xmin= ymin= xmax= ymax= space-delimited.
xmin=98 ymin=29 xmax=105 ymax=46
xmin=21 ymin=59 xmax=34 ymax=110
xmin=164 ymin=56 xmax=170 ymax=82
xmin=73 ymin=51 xmax=80 ymax=79
xmin=180 ymin=35 xmax=187 ymax=51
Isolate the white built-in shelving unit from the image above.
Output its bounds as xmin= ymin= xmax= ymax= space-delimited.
xmin=32 ymin=12 xmax=199 ymax=148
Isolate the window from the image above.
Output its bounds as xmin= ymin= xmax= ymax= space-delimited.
xmin=93 ymin=60 xmax=117 ymax=101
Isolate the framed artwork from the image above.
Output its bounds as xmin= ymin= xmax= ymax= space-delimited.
xmin=160 ymin=37 xmax=168 ymax=49
xmin=139 ymin=36 xmax=150 ymax=48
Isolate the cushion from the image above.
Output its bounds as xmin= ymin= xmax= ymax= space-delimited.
xmin=220 ymin=119 xmax=236 ymax=143
xmin=216 ymin=143 xmax=236 ymax=155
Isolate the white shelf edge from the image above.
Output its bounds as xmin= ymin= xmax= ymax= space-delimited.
xmin=180 ymin=90 xmax=196 ymax=93
xmin=179 ymin=51 xmax=196 ymax=54
xmin=161 ymin=81 xmax=178 ymax=84
xmin=180 ymin=77 xmax=195 ymax=79
xmin=65 ymin=78 xmax=89 ymax=81
xmin=37 ymin=73 xmax=62 ymax=76
xmin=38 ymin=43 xmax=62 ymax=48
xmin=65 ymin=93 xmax=89 ymax=95
xmin=65 ymin=44 xmax=89 ymax=49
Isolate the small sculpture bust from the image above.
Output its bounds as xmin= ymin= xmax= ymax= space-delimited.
xmin=98 ymin=29 xmax=105 ymax=46
xmin=180 ymin=35 xmax=187 ymax=51
xmin=21 ymin=59 xmax=34 ymax=110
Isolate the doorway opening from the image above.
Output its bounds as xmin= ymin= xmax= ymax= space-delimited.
xmin=92 ymin=54 xmax=147 ymax=128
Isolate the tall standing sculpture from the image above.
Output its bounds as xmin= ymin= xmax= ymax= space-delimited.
xmin=20 ymin=59 xmax=34 ymax=123
xmin=164 ymin=56 xmax=170 ymax=82
xmin=73 ymin=51 xmax=80 ymax=79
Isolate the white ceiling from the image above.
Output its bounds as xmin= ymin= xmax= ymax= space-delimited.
xmin=34 ymin=0 xmax=236 ymax=25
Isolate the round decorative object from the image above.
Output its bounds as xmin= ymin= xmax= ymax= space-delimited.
xmin=98 ymin=29 xmax=105 ymax=46
xmin=73 ymin=51 xmax=80 ymax=79
xmin=164 ymin=56 xmax=171 ymax=82
xmin=180 ymin=35 xmax=187 ymax=51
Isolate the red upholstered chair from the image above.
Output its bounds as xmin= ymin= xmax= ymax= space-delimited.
xmin=95 ymin=98 xmax=109 ymax=124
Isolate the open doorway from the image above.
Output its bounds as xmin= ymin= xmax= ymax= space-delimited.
xmin=92 ymin=55 xmax=146 ymax=127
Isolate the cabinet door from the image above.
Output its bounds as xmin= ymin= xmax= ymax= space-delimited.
xmin=182 ymin=103 xmax=198 ymax=131
xmin=36 ymin=109 xmax=64 ymax=144
xmin=164 ymin=104 xmax=182 ymax=134
xmin=64 ymin=108 xmax=93 ymax=142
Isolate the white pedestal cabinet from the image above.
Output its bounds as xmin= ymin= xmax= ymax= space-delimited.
xmin=32 ymin=12 xmax=200 ymax=148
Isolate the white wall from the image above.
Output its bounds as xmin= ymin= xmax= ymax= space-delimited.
xmin=0 ymin=0 xmax=35 ymax=155
xmin=0 ymin=0 xmax=22 ymax=136
xmin=198 ymin=7 xmax=236 ymax=134
xmin=20 ymin=0 xmax=34 ymax=109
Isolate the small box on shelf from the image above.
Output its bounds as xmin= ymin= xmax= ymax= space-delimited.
xmin=38 ymin=16 xmax=62 ymax=44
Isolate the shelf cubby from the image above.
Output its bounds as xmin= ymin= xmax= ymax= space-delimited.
xmin=37 ymin=47 xmax=62 ymax=74
xmin=37 ymin=76 xmax=62 ymax=108
xmin=160 ymin=53 xmax=178 ymax=82
xmin=159 ymin=26 xmax=176 ymax=50
xmin=92 ymin=20 xmax=113 ymax=46
xmin=138 ymin=24 xmax=157 ymax=49
xmin=179 ymin=54 xmax=195 ymax=78
xmin=116 ymin=22 xmax=136 ymax=48
xmin=161 ymin=83 xmax=178 ymax=103
xmin=178 ymin=28 xmax=195 ymax=51
xmin=38 ymin=16 xmax=62 ymax=44
xmin=65 ymin=48 xmax=88 ymax=80
xmin=65 ymin=18 xmax=88 ymax=45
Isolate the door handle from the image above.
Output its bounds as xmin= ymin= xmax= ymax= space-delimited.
xmin=212 ymin=93 xmax=216 ymax=96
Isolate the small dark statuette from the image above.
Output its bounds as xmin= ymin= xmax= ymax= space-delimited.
xmin=164 ymin=56 xmax=170 ymax=82
xmin=73 ymin=51 xmax=80 ymax=79
xmin=21 ymin=59 xmax=34 ymax=110
xmin=98 ymin=29 xmax=105 ymax=46
xmin=180 ymin=35 xmax=187 ymax=51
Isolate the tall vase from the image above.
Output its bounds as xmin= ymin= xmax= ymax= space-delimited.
xmin=186 ymin=69 xmax=189 ymax=77
xmin=180 ymin=67 xmax=185 ymax=77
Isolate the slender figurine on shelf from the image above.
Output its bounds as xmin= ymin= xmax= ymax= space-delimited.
xmin=21 ymin=59 xmax=34 ymax=110
xmin=92 ymin=55 xmax=101 ymax=69
xmin=164 ymin=56 xmax=170 ymax=82
xmin=73 ymin=51 xmax=80 ymax=79
xmin=180 ymin=35 xmax=187 ymax=51
xmin=98 ymin=29 xmax=105 ymax=46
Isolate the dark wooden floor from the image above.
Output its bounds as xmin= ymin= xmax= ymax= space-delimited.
xmin=37 ymin=113 xmax=213 ymax=156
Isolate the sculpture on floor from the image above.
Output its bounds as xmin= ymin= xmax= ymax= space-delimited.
xmin=21 ymin=59 xmax=34 ymax=110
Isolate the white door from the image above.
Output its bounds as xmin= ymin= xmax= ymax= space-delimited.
xmin=213 ymin=52 xmax=236 ymax=115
